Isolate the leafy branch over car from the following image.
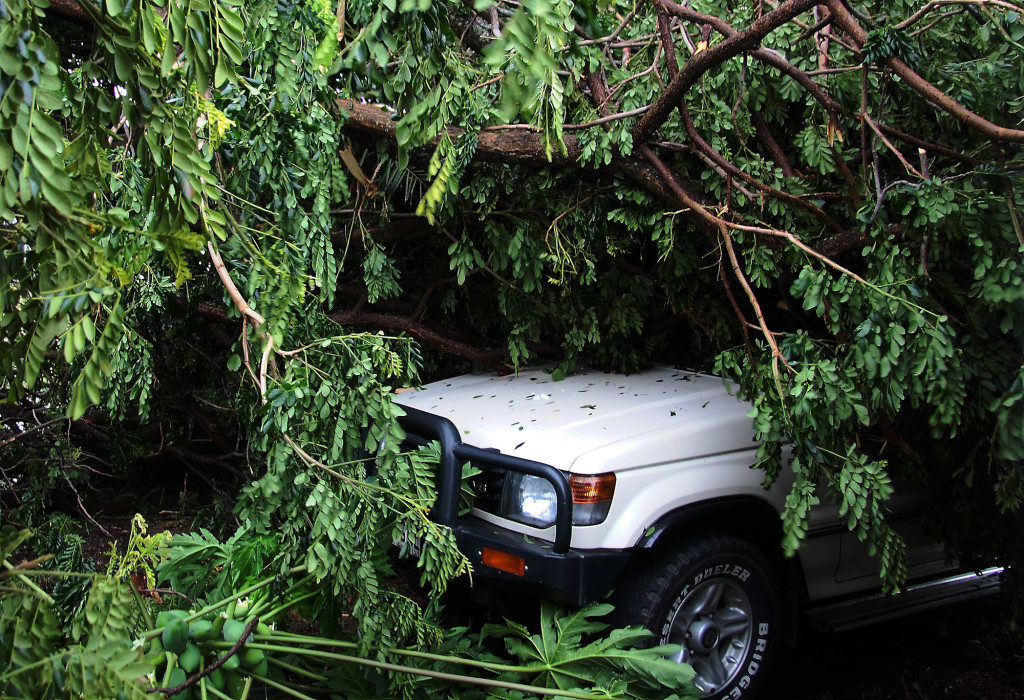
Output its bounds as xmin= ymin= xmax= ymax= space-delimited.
xmin=0 ymin=0 xmax=1022 ymax=698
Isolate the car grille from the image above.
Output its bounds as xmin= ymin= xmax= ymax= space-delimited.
xmin=467 ymin=466 xmax=506 ymax=515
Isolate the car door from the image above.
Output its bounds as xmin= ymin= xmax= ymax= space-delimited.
xmin=833 ymin=485 xmax=949 ymax=594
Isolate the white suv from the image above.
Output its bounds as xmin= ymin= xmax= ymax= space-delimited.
xmin=396 ymin=366 xmax=1001 ymax=699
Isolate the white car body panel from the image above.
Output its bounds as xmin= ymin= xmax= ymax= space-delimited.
xmin=397 ymin=365 xmax=951 ymax=603
xmin=399 ymin=366 xmax=790 ymax=548
xmin=398 ymin=366 xmax=751 ymax=473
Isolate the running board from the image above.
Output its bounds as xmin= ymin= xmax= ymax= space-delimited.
xmin=805 ymin=567 xmax=1004 ymax=633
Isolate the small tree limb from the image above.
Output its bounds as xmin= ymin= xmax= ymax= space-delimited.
xmin=633 ymin=0 xmax=820 ymax=143
xmin=827 ymin=0 xmax=1024 ymax=142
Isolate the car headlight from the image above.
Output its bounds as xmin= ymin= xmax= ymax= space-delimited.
xmin=500 ymin=472 xmax=616 ymax=528
xmin=502 ymin=472 xmax=557 ymax=528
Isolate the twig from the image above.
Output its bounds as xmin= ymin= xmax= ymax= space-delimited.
xmin=562 ymin=106 xmax=650 ymax=130
xmin=909 ymin=9 xmax=967 ymax=37
xmin=577 ymin=1 xmax=640 ymax=46
xmin=469 ymin=73 xmax=504 ymax=93
xmin=140 ymin=588 xmax=195 ymax=603
xmin=2 ymin=557 xmax=56 ymax=604
xmin=608 ymin=47 xmax=662 ymax=101
xmin=724 ymin=218 xmax=937 ymax=320
xmin=721 ymin=230 xmax=790 ymax=376
xmin=207 ymin=241 xmax=277 ymax=399
xmin=1008 ymin=190 xmax=1024 ymax=248
xmin=480 ymin=124 xmax=541 ymax=132
xmin=64 ymin=472 xmax=112 ymax=538
xmin=549 ymin=194 xmax=595 ymax=234
xmin=0 ymin=417 xmax=69 ymax=448
xmin=795 ymin=8 xmax=833 ymax=42
xmin=259 ymin=334 xmax=274 ymax=399
xmin=804 ymin=66 xmax=861 ymax=76
xmin=207 ymin=242 xmax=265 ymax=328
xmin=899 ymin=0 xmax=1024 ymax=30
xmin=718 ymin=253 xmax=758 ymax=370
xmin=192 ymin=396 xmax=236 ymax=413
xmin=862 ymin=114 xmax=925 ymax=179
xmin=813 ymin=5 xmax=832 ymax=72
xmin=328 ymin=308 xmax=512 ymax=374
xmin=861 ymin=64 xmax=871 ymax=186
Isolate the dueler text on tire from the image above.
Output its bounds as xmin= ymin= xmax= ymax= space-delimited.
xmin=611 ymin=535 xmax=781 ymax=700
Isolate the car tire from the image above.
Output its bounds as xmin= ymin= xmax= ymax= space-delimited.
xmin=610 ymin=535 xmax=781 ymax=700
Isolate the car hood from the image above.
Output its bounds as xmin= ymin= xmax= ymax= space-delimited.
xmin=395 ymin=366 xmax=756 ymax=474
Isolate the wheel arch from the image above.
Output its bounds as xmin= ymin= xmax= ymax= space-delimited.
xmin=630 ymin=496 xmax=806 ymax=644
xmin=636 ymin=497 xmax=782 ymax=552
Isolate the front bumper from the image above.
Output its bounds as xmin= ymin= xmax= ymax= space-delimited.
xmin=453 ymin=516 xmax=630 ymax=606
xmin=396 ymin=403 xmax=630 ymax=606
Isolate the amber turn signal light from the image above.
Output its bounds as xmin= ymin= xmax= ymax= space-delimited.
xmin=481 ymin=547 xmax=526 ymax=576
xmin=569 ymin=473 xmax=616 ymax=504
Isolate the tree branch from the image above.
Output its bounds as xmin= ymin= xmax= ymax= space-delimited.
xmin=653 ymin=0 xmax=681 ymax=80
xmin=633 ymin=0 xmax=820 ymax=143
xmin=327 ymin=309 xmax=511 ymax=373
xmin=827 ymin=0 xmax=1024 ymax=142
xmin=339 ymin=101 xmax=584 ymax=165
xmin=47 ymin=0 xmax=90 ymax=24
xmin=675 ymin=104 xmax=847 ymax=232
xmin=750 ymin=110 xmax=796 ymax=176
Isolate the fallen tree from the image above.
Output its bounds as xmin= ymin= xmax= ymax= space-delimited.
xmin=1 ymin=0 xmax=1023 ymax=679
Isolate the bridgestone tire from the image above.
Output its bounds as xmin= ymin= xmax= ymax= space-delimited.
xmin=611 ymin=536 xmax=781 ymax=700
